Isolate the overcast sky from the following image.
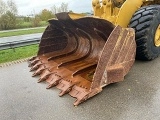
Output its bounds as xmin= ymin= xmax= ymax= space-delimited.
xmin=4 ymin=0 xmax=92 ymax=16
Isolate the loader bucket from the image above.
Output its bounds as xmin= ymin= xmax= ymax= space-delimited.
xmin=28 ymin=12 xmax=136 ymax=106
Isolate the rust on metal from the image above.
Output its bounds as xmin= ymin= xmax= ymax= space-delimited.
xmin=28 ymin=12 xmax=136 ymax=106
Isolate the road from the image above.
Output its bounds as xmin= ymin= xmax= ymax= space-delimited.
xmin=0 ymin=33 xmax=42 ymax=44
xmin=0 ymin=58 xmax=160 ymax=120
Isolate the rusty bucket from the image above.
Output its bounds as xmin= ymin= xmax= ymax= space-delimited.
xmin=28 ymin=12 xmax=136 ymax=106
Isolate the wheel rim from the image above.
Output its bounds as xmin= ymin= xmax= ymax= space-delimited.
xmin=154 ymin=24 xmax=160 ymax=47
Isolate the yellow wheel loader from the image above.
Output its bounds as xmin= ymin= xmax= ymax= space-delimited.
xmin=28 ymin=0 xmax=160 ymax=106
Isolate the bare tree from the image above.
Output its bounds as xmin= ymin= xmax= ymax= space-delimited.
xmin=51 ymin=2 xmax=68 ymax=14
xmin=60 ymin=2 xmax=68 ymax=12
xmin=57 ymin=7 xmax=61 ymax=13
xmin=7 ymin=0 xmax=18 ymax=15
xmin=0 ymin=0 xmax=7 ymax=16
xmin=51 ymin=5 xmax=57 ymax=14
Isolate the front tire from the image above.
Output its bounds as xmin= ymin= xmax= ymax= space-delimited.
xmin=129 ymin=5 xmax=160 ymax=60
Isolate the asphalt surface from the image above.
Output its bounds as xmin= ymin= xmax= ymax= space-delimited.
xmin=1 ymin=58 xmax=160 ymax=120
xmin=0 ymin=33 xmax=42 ymax=44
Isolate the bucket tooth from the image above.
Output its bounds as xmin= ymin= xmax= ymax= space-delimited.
xmin=32 ymin=66 xmax=45 ymax=77
xmin=46 ymin=74 xmax=62 ymax=89
xmin=28 ymin=59 xmax=40 ymax=67
xmin=34 ymin=65 xmax=46 ymax=75
xmin=46 ymin=82 xmax=59 ymax=89
xmin=28 ymin=56 xmax=37 ymax=62
xmin=30 ymin=61 xmax=42 ymax=72
xmin=38 ymin=69 xmax=52 ymax=83
xmin=56 ymin=80 xmax=75 ymax=96
xmin=32 ymin=72 xmax=38 ymax=77
xmin=69 ymin=86 xmax=90 ymax=106
xmin=69 ymin=85 xmax=102 ymax=106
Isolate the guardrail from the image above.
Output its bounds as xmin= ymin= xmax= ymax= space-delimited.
xmin=0 ymin=38 xmax=40 ymax=50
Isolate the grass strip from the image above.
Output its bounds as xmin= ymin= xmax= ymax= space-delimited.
xmin=0 ymin=28 xmax=45 ymax=38
xmin=0 ymin=44 xmax=38 ymax=64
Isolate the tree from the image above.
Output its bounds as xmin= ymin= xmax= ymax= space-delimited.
xmin=69 ymin=10 xmax=73 ymax=13
xmin=51 ymin=2 xmax=68 ymax=15
xmin=39 ymin=9 xmax=54 ymax=21
xmin=60 ymin=2 xmax=68 ymax=12
xmin=7 ymin=0 xmax=17 ymax=15
xmin=24 ymin=16 xmax=31 ymax=22
xmin=0 ymin=0 xmax=7 ymax=16
xmin=0 ymin=11 xmax=16 ymax=29
xmin=51 ymin=5 xmax=57 ymax=14
xmin=32 ymin=15 xmax=40 ymax=27
xmin=0 ymin=0 xmax=17 ymax=30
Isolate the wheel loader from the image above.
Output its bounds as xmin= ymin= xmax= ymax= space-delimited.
xmin=28 ymin=0 xmax=160 ymax=106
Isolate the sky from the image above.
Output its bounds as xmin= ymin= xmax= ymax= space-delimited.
xmin=4 ymin=0 xmax=92 ymax=16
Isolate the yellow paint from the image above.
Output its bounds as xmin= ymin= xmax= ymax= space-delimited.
xmin=115 ymin=0 xmax=143 ymax=27
xmin=92 ymin=0 xmax=103 ymax=17
xmin=92 ymin=0 xmax=159 ymax=27
xmin=154 ymin=24 xmax=160 ymax=47
xmin=68 ymin=13 xmax=86 ymax=19
xmin=69 ymin=0 xmax=159 ymax=28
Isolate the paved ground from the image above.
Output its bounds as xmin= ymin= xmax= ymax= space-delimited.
xmin=1 ymin=58 xmax=160 ymax=120
xmin=0 ymin=33 xmax=42 ymax=44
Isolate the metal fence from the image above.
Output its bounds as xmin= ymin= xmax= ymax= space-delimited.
xmin=0 ymin=38 xmax=40 ymax=50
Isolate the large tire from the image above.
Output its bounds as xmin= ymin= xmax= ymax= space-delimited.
xmin=129 ymin=5 xmax=160 ymax=60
